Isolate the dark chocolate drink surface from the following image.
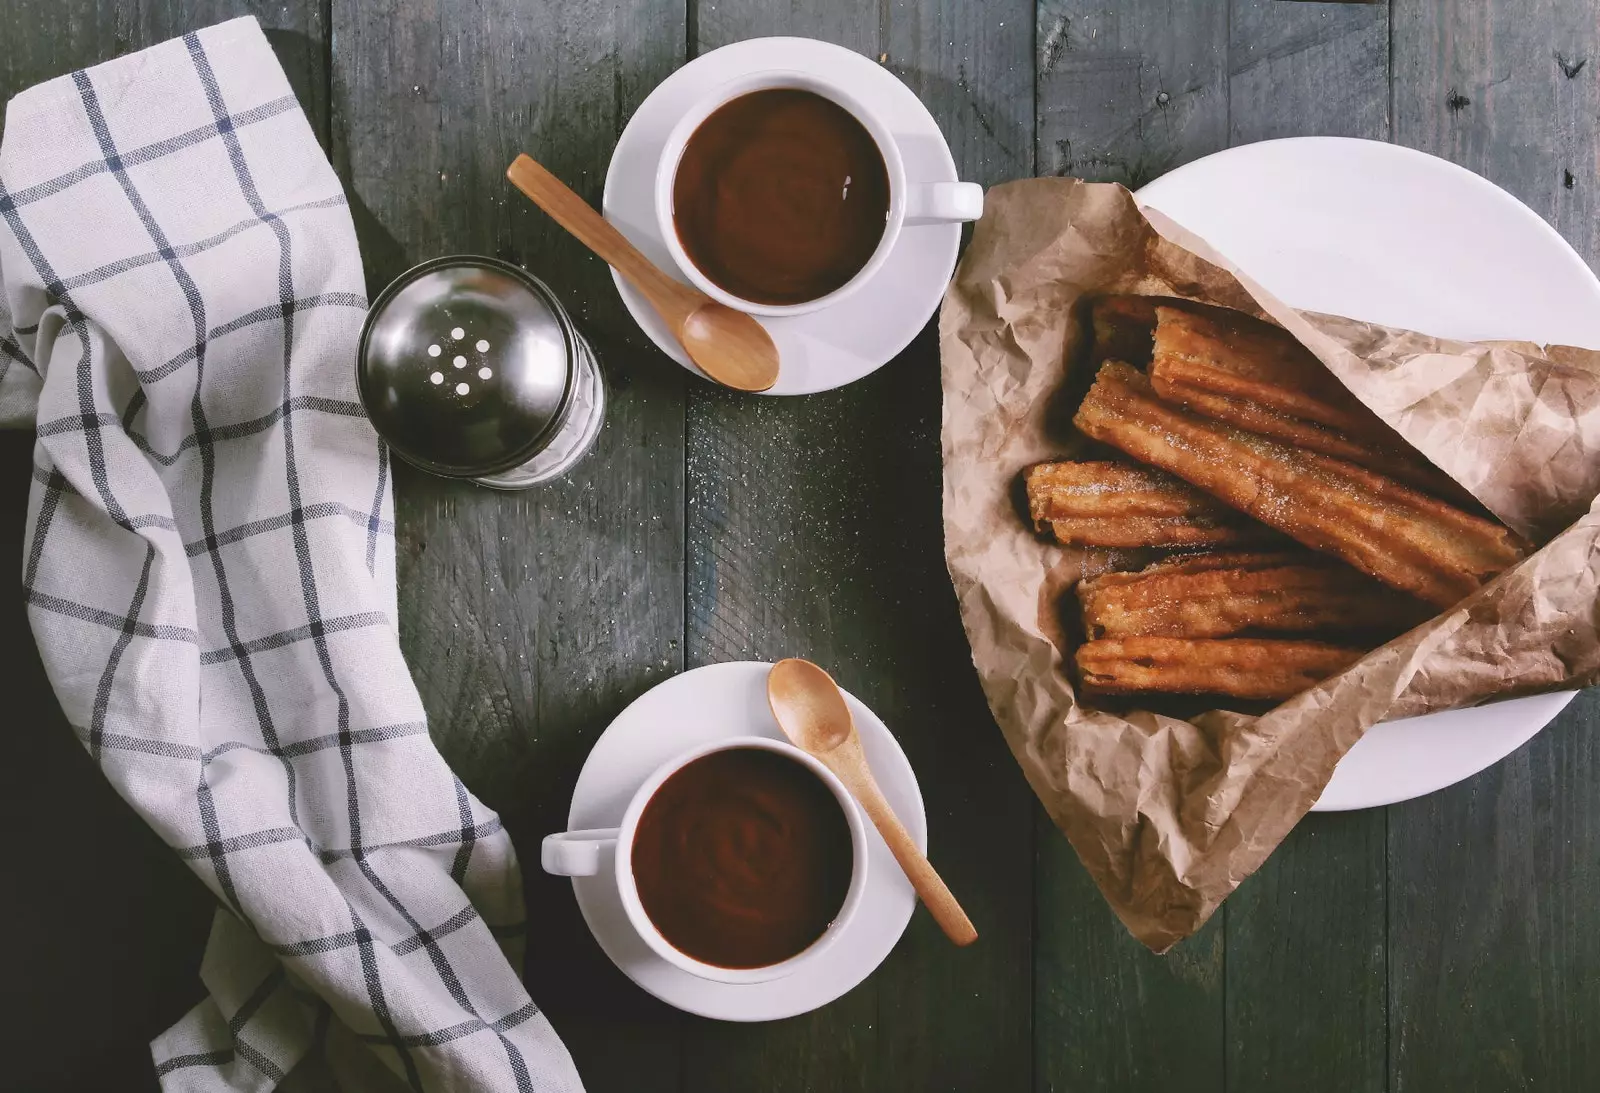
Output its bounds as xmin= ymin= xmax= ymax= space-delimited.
xmin=672 ymin=88 xmax=891 ymax=306
xmin=631 ymin=747 xmax=854 ymax=969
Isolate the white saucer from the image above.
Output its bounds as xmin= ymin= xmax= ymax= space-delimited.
xmin=602 ymin=38 xmax=963 ymax=395
xmin=1137 ymin=137 xmax=1600 ymax=810
xmin=563 ymin=662 xmax=924 ymax=1020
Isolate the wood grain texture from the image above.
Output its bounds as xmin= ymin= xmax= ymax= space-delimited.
xmin=1036 ymin=0 xmax=1227 ymax=185
xmin=1226 ymin=814 xmax=1387 ymax=1093
xmin=330 ymin=0 xmax=687 ymax=1087
xmin=681 ymin=4 xmax=1035 ymax=1091
xmin=1393 ymin=0 xmax=1599 ymax=266
xmin=1384 ymin=700 xmax=1600 ymax=1091
xmin=1229 ymin=0 xmax=1390 ymax=143
xmin=1035 ymin=815 xmax=1225 ymax=1093
xmin=0 ymin=5 xmax=325 ymax=1090
xmin=1390 ymin=9 xmax=1600 ymax=1090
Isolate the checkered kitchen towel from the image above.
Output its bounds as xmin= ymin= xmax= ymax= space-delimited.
xmin=0 ymin=18 xmax=582 ymax=1093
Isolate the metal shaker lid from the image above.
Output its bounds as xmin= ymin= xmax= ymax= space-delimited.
xmin=357 ymin=256 xmax=575 ymax=478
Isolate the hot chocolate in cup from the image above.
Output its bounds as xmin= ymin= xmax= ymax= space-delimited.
xmin=541 ymin=736 xmax=870 ymax=985
xmin=654 ymin=69 xmax=983 ymax=318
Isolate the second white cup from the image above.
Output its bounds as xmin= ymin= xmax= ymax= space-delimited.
xmin=541 ymin=735 xmax=870 ymax=985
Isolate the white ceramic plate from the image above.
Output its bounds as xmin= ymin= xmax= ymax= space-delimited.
xmin=1136 ymin=136 xmax=1600 ymax=811
xmin=602 ymin=37 xmax=964 ymax=395
xmin=563 ymin=662 xmax=925 ymax=1019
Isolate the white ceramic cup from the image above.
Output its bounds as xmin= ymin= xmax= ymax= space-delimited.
xmin=541 ymin=735 xmax=870 ymax=985
xmin=654 ymin=69 xmax=984 ymax=317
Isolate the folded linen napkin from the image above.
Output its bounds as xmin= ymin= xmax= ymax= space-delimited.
xmin=0 ymin=18 xmax=581 ymax=1092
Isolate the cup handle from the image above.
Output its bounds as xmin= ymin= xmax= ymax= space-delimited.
xmin=541 ymin=829 xmax=620 ymax=876
xmin=904 ymin=182 xmax=984 ymax=225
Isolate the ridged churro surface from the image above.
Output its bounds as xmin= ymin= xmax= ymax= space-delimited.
xmin=1076 ymin=636 xmax=1365 ymax=700
xmin=1024 ymin=461 xmax=1274 ymax=547
xmin=1072 ymin=361 xmax=1527 ymax=607
xmin=1078 ymin=551 xmax=1431 ymax=640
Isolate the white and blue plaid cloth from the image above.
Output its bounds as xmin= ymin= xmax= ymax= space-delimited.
xmin=0 ymin=18 xmax=582 ymax=1092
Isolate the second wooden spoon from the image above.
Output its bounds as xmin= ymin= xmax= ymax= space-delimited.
xmin=767 ymin=657 xmax=978 ymax=946
xmin=506 ymin=154 xmax=779 ymax=393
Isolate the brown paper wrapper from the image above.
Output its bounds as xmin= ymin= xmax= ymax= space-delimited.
xmin=940 ymin=178 xmax=1600 ymax=952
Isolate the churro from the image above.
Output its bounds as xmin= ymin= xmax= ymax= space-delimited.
xmin=1078 ymin=551 xmax=1431 ymax=640
xmin=1024 ymin=461 xmax=1274 ymax=548
xmin=1148 ymin=306 xmax=1460 ymax=497
xmin=1075 ymin=636 xmax=1365 ymax=700
xmin=1072 ymin=361 xmax=1527 ymax=607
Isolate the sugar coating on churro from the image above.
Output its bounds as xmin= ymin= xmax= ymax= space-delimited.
xmin=1072 ymin=361 xmax=1527 ymax=608
xmin=1075 ymin=636 xmax=1365 ymax=701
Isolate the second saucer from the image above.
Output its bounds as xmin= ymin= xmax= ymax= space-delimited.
xmin=560 ymin=661 xmax=925 ymax=1021
xmin=603 ymin=37 xmax=974 ymax=396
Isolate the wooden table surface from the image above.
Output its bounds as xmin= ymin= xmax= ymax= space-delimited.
xmin=3 ymin=2 xmax=1597 ymax=1090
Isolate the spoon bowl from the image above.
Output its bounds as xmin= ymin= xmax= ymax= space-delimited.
xmin=679 ymin=302 xmax=783 ymax=393
xmin=767 ymin=657 xmax=855 ymax=753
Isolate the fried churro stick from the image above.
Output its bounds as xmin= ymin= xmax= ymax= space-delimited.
xmin=1149 ymin=306 xmax=1462 ymax=497
xmin=1076 ymin=636 xmax=1364 ymax=700
xmin=1078 ymin=551 xmax=1432 ymax=640
xmin=1072 ymin=361 xmax=1528 ymax=607
xmin=1023 ymin=461 xmax=1275 ymax=548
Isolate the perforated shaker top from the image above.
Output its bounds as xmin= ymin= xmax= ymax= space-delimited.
xmin=358 ymin=256 xmax=576 ymax=478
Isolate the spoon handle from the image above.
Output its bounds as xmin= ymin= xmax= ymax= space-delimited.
xmin=849 ymin=766 xmax=978 ymax=946
xmin=506 ymin=154 xmax=699 ymax=325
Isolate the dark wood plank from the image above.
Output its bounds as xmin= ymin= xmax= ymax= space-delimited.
xmin=681 ymin=5 xmax=1035 ymax=1091
xmin=1032 ymin=6 xmax=1228 ymax=1091
xmin=1035 ymin=816 xmax=1226 ymax=1093
xmin=1221 ymin=5 xmax=1390 ymax=1092
xmin=0 ymin=4 xmax=326 ymax=1089
xmin=1389 ymin=4 xmax=1600 ymax=1088
xmin=330 ymin=2 xmax=687 ymax=1088
xmin=1384 ymin=700 xmax=1600 ymax=1091
xmin=1036 ymin=0 xmax=1228 ymax=186
xmin=1224 ymin=814 xmax=1387 ymax=1093
xmin=1393 ymin=0 xmax=1599 ymax=265
xmin=1228 ymin=0 xmax=1390 ymax=143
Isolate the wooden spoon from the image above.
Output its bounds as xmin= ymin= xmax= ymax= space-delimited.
xmin=767 ymin=658 xmax=978 ymax=947
xmin=506 ymin=154 xmax=779 ymax=393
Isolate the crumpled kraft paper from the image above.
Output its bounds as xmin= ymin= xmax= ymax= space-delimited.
xmin=940 ymin=178 xmax=1600 ymax=952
